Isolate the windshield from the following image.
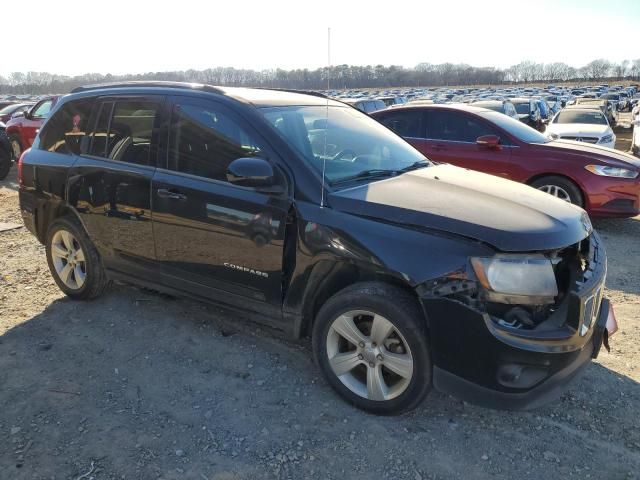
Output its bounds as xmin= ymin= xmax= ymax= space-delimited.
xmin=513 ymin=102 xmax=530 ymax=115
xmin=480 ymin=111 xmax=551 ymax=143
xmin=261 ymin=105 xmax=430 ymax=186
xmin=0 ymin=104 xmax=20 ymax=114
xmin=554 ymin=110 xmax=607 ymax=125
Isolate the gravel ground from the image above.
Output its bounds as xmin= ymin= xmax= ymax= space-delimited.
xmin=1 ymin=168 xmax=639 ymax=480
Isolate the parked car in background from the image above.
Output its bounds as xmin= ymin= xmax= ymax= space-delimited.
xmin=18 ymin=82 xmax=616 ymax=414
xmin=5 ymin=96 xmax=58 ymax=159
xmin=0 ymin=101 xmax=17 ymax=110
xmin=600 ymin=93 xmax=627 ymax=112
xmin=546 ymin=107 xmax=616 ymax=149
xmin=341 ymin=98 xmax=387 ymax=113
xmin=0 ymin=102 xmax=35 ymax=124
xmin=574 ymin=98 xmax=618 ymax=126
xmin=470 ymin=100 xmax=518 ymax=120
xmin=510 ymin=97 xmax=542 ymax=130
xmin=372 ymin=104 xmax=640 ymax=217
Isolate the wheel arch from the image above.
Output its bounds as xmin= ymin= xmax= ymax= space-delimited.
xmin=292 ymin=260 xmax=422 ymax=339
xmin=36 ymin=201 xmax=87 ymax=245
xmin=526 ymin=172 xmax=586 ymax=206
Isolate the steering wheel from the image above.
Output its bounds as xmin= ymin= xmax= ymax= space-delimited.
xmin=331 ymin=149 xmax=357 ymax=161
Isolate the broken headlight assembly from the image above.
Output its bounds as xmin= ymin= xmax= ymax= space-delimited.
xmin=470 ymin=255 xmax=558 ymax=306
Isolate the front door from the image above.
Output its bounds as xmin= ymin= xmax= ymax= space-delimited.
xmin=151 ymin=96 xmax=291 ymax=312
xmin=420 ymin=109 xmax=514 ymax=179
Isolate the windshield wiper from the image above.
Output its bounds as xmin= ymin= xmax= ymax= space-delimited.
xmin=398 ymin=161 xmax=430 ymax=173
xmin=332 ymin=169 xmax=399 ymax=186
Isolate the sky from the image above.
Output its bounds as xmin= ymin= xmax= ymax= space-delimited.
xmin=4 ymin=0 xmax=639 ymax=78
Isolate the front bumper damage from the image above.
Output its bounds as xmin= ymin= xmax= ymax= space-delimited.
xmin=420 ymin=231 xmax=614 ymax=410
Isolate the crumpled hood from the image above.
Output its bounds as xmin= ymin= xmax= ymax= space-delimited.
xmin=329 ymin=164 xmax=592 ymax=252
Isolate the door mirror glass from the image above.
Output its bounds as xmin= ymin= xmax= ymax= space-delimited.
xmin=227 ymin=157 xmax=275 ymax=188
xmin=476 ymin=135 xmax=500 ymax=148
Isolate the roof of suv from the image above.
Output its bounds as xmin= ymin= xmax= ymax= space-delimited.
xmin=71 ymin=81 xmax=339 ymax=108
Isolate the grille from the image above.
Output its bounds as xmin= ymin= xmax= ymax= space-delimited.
xmin=560 ymin=136 xmax=599 ymax=144
xmin=580 ymin=286 xmax=603 ymax=336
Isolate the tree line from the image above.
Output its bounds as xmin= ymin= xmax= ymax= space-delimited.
xmin=1 ymin=59 xmax=640 ymax=94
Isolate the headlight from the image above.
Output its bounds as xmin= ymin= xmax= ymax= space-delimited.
xmin=585 ymin=165 xmax=638 ymax=178
xmin=471 ymin=255 xmax=558 ymax=305
xmin=598 ymin=134 xmax=614 ymax=144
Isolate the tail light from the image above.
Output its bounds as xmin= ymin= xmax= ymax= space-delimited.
xmin=17 ymin=148 xmax=29 ymax=185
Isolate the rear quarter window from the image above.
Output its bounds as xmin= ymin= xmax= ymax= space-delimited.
xmin=39 ymin=98 xmax=95 ymax=155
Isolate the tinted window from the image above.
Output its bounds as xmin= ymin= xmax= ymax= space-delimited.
xmin=168 ymin=102 xmax=262 ymax=181
xmin=425 ymin=110 xmax=500 ymax=142
xmin=480 ymin=111 xmax=550 ymax=143
xmin=513 ymin=102 xmax=530 ymax=115
xmin=32 ymin=100 xmax=53 ymax=119
xmin=379 ymin=110 xmax=424 ymax=138
xmin=89 ymin=100 xmax=160 ymax=165
xmin=39 ymin=98 xmax=94 ymax=155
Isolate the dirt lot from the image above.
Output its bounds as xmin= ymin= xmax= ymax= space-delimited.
xmin=1 ymin=167 xmax=639 ymax=480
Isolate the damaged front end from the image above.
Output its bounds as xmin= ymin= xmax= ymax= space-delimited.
xmin=419 ymin=231 xmax=614 ymax=410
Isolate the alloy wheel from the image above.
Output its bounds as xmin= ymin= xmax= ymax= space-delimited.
xmin=326 ymin=310 xmax=414 ymax=401
xmin=50 ymin=230 xmax=87 ymax=290
xmin=537 ymin=184 xmax=572 ymax=202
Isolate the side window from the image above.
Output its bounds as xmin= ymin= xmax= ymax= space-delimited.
xmin=88 ymin=99 xmax=160 ymax=165
xmin=167 ymin=102 xmax=262 ymax=182
xmin=426 ymin=111 xmax=501 ymax=143
xmin=379 ymin=111 xmax=424 ymax=138
xmin=39 ymin=98 xmax=94 ymax=155
xmin=32 ymin=100 xmax=53 ymax=119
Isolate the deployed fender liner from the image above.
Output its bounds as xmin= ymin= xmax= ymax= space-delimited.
xmin=433 ymin=298 xmax=610 ymax=410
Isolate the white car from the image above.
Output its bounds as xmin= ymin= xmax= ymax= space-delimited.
xmin=546 ymin=107 xmax=616 ymax=149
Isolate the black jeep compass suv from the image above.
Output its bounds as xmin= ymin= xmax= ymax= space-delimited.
xmin=18 ymin=82 xmax=614 ymax=414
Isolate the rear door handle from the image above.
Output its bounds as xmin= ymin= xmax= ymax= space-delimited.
xmin=157 ymin=188 xmax=187 ymax=201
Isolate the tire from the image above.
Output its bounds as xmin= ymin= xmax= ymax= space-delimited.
xmin=530 ymin=175 xmax=583 ymax=207
xmin=8 ymin=134 xmax=22 ymax=161
xmin=312 ymin=282 xmax=432 ymax=415
xmin=0 ymin=152 xmax=10 ymax=180
xmin=45 ymin=216 xmax=110 ymax=300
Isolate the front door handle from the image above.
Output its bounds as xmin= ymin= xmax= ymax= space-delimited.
xmin=157 ymin=188 xmax=187 ymax=201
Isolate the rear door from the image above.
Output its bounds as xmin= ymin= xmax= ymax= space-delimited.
xmin=420 ymin=109 xmax=513 ymax=178
xmin=151 ymin=96 xmax=291 ymax=313
xmin=66 ymin=95 xmax=165 ymax=276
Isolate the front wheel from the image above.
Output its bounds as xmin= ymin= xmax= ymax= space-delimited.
xmin=531 ymin=176 xmax=583 ymax=207
xmin=45 ymin=216 xmax=110 ymax=300
xmin=8 ymin=134 xmax=22 ymax=161
xmin=312 ymin=282 xmax=432 ymax=415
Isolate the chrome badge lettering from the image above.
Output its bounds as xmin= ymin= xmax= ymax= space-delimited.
xmin=224 ymin=263 xmax=269 ymax=278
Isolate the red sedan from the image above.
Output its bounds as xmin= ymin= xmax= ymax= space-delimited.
xmin=372 ymin=104 xmax=640 ymax=218
xmin=5 ymin=96 xmax=59 ymax=160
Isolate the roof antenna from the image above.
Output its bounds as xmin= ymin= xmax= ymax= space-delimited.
xmin=320 ymin=27 xmax=330 ymax=208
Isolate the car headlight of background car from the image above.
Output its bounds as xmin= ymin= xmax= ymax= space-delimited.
xmin=598 ymin=134 xmax=614 ymax=144
xmin=471 ymin=255 xmax=558 ymax=305
xmin=585 ymin=165 xmax=639 ymax=178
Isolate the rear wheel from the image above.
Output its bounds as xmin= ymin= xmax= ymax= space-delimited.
xmin=312 ymin=282 xmax=432 ymax=415
xmin=46 ymin=216 xmax=110 ymax=300
xmin=531 ymin=176 xmax=583 ymax=207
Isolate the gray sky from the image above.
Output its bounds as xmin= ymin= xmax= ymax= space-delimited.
xmin=5 ymin=0 xmax=639 ymax=77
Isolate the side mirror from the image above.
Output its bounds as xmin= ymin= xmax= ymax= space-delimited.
xmin=227 ymin=157 xmax=275 ymax=188
xmin=476 ymin=135 xmax=501 ymax=149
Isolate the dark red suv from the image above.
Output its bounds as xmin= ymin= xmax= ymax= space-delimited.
xmin=372 ymin=104 xmax=640 ymax=218
xmin=5 ymin=96 xmax=58 ymax=159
